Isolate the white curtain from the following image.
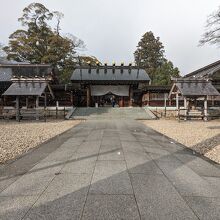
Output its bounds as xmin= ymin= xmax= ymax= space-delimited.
xmin=90 ymin=85 xmax=129 ymax=96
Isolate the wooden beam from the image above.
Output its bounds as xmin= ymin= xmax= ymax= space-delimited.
xmin=36 ymin=96 xmax=39 ymax=120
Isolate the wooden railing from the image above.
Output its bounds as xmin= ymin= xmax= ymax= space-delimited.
xmin=0 ymin=107 xmax=68 ymax=122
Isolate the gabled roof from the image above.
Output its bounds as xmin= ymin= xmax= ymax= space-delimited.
xmin=0 ymin=63 xmax=54 ymax=83
xmin=3 ymin=82 xmax=47 ymax=96
xmin=184 ymin=60 xmax=220 ymax=79
xmin=169 ymin=79 xmax=220 ymax=97
xmin=0 ymin=68 xmax=13 ymax=82
xmin=71 ymin=66 xmax=150 ymax=83
xmin=0 ymin=58 xmax=30 ymax=65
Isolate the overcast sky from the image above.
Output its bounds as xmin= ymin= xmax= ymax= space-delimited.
xmin=0 ymin=0 xmax=219 ymax=75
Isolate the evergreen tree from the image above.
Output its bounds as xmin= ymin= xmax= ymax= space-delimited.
xmin=153 ymin=60 xmax=180 ymax=85
xmin=134 ymin=31 xmax=180 ymax=85
xmin=3 ymin=3 xmax=84 ymax=82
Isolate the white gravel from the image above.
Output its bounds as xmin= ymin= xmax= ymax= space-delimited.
xmin=0 ymin=120 xmax=80 ymax=164
xmin=143 ymin=119 xmax=220 ymax=164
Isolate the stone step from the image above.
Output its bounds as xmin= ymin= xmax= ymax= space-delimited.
xmin=70 ymin=107 xmax=155 ymax=120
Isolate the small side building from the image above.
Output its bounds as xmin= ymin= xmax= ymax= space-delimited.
xmin=169 ymin=78 xmax=220 ymax=120
xmin=184 ymin=59 xmax=220 ymax=106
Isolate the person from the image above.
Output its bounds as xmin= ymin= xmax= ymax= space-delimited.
xmin=112 ymin=96 xmax=116 ymax=107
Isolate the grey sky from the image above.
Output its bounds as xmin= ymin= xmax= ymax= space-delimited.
xmin=0 ymin=0 xmax=219 ymax=75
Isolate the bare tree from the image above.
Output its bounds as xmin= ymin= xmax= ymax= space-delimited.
xmin=65 ymin=33 xmax=86 ymax=50
xmin=53 ymin=11 xmax=64 ymax=35
xmin=200 ymin=6 xmax=220 ymax=46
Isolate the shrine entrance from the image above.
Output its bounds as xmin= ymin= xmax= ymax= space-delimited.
xmin=89 ymin=85 xmax=131 ymax=107
xmin=92 ymin=93 xmax=130 ymax=107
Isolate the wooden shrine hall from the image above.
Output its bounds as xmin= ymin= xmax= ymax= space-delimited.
xmin=70 ymin=64 xmax=151 ymax=107
xmin=2 ymin=76 xmax=54 ymax=120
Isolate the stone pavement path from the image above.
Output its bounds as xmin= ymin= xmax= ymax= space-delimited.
xmin=0 ymin=120 xmax=220 ymax=220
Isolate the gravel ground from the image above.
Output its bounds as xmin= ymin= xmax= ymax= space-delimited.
xmin=143 ymin=119 xmax=220 ymax=164
xmin=0 ymin=120 xmax=80 ymax=164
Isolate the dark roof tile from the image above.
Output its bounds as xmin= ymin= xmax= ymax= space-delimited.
xmin=71 ymin=67 xmax=150 ymax=82
xmin=3 ymin=82 xmax=47 ymax=96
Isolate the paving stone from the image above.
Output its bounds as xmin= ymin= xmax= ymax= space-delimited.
xmin=174 ymin=153 xmax=220 ymax=177
xmin=121 ymin=141 xmax=145 ymax=153
xmin=1 ymin=119 xmax=220 ymax=220
xmin=203 ymin=176 xmax=220 ymax=193
xmin=90 ymin=161 xmax=132 ymax=194
xmin=103 ymin=131 xmax=119 ymax=137
xmin=89 ymin=171 xmax=133 ymax=195
xmin=56 ymin=143 xmax=79 ymax=153
xmin=24 ymin=173 xmax=91 ymax=220
xmin=131 ymin=174 xmax=198 ymax=220
xmin=98 ymin=149 xmax=124 ymax=161
xmin=85 ymin=132 xmax=103 ymax=141
xmin=92 ymin=160 xmax=127 ymax=177
xmin=77 ymin=141 xmax=101 ymax=153
xmin=0 ymin=176 xmax=18 ymax=193
xmin=0 ymin=170 xmax=54 ymax=196
xmin=128 ymin=160 xmax=162 ymax=175
xmin=62 ymin=156 xmax=96 ymax=174
xmin=101 ymin=138 xmax=121 ymax=147
xmin=99 ymin=145 xmax=122 ymax=153
xmin=155 ymin=158 xmax=220 ymax=197
xmin=29 ymin=160 xmax=64 ymax=176
xmin=124 ymin=151 xmax=162 ymax=175
xmin=138 ymin=139 xmax=160 ymax=147
xmin=40 ymin=147 xmax=73 ymax=163
xmin=119 ymin=134 xmax=137 ymax=141
xmin=149 ymin=152 xmax=180 ymax=162
xmin=71 ymin=150 xmax=99 ymax=160
xmin=82 ymin=195 xmax=140 ymax=220
xmin=184 ymin=196 xmax=220 ymax=220
xmin=0 ymin=195 xmax=38 ymax=220
xmin=143 ymin=146 xmax=171 ymax=156
xmin=5 ymin=159 xmax=65 ymax=197
xmin=62 ymin=137 xmax=85 ymax=145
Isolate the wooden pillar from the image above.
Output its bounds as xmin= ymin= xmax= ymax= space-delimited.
xmin=211 ymin=96 xmax=214 ymax=107
xmin=86 ymin=86 xmax=90 ymax=107
xmin=44 ymin=93 xmax=47 ymax=108
xmin=147 ymin=91 xmax=150 ymax=106
xmin=70 ymin=91 xmax=73 ymax=106
xmin=169 ymin=99 xmax=171 ymax=106
xmin=204 ymin=96 xmax=208 ymax=121
xmin=184 ymin=97 xmax=187 ymax=120
xmin=16 ymin=96 xmax=20 ymax=121
xmin=44 ymin=93 xmax=47 ymax=122
xmin=119 ymin=97 xmax=124 ymax=107
xmin=36 ymin=96 xmax=39 ymax=120
xmin=164 ymin=93 xmax=167 ymax=117
xmin=129 ymin=86 xmax=133 ymax=107
xmin=176 ymin=93 xmax=179 ymax=116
